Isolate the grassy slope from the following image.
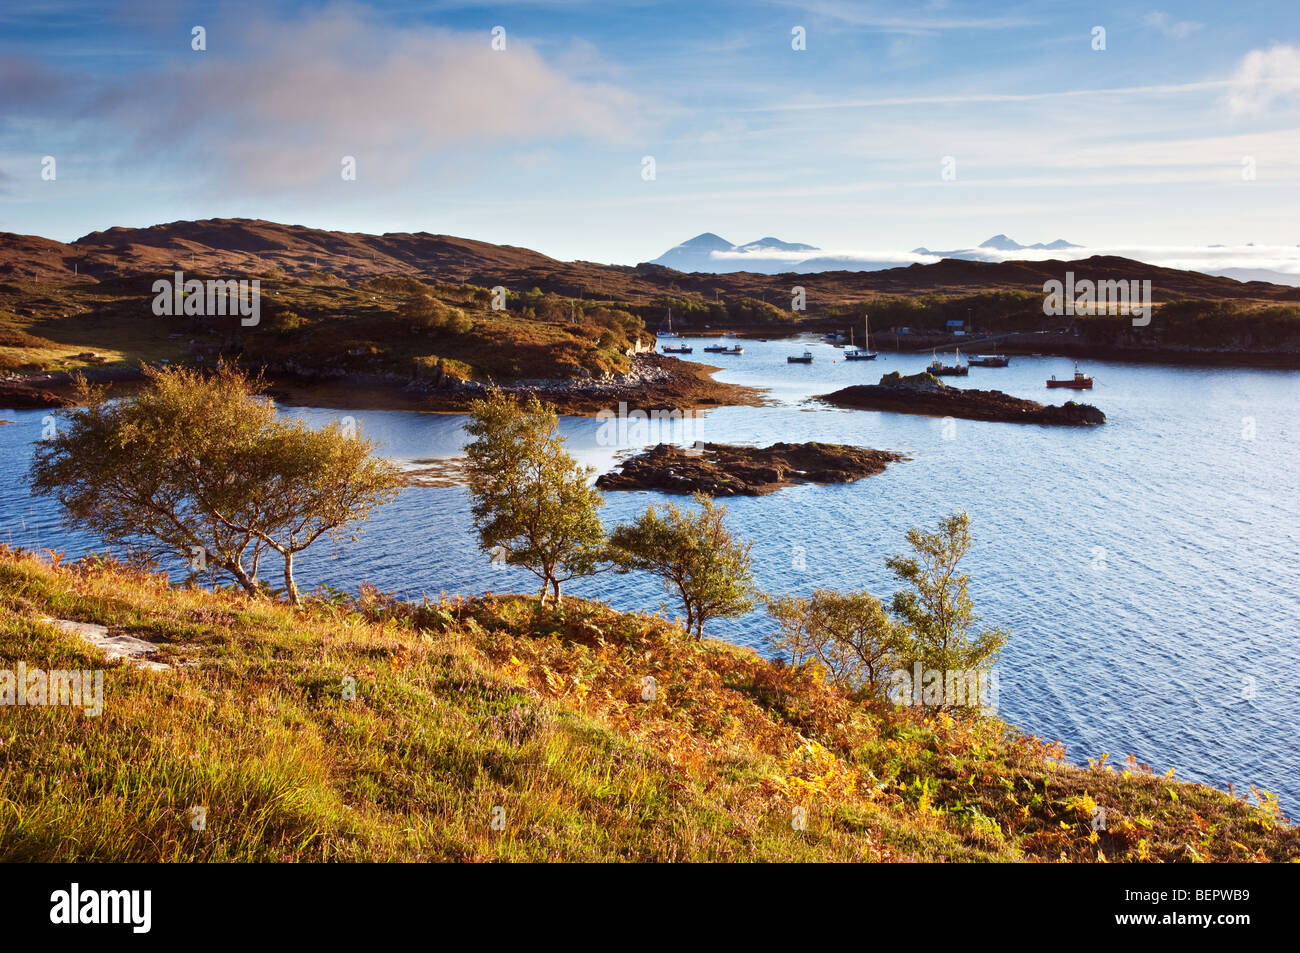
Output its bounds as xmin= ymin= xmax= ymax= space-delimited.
xmin=0 ymin=276 xmax=642 ymax=381
xmin=4 ymin=273 xmax=1297 ymax=391
xmin=0 ymin=546 xmax=1293 ymax=862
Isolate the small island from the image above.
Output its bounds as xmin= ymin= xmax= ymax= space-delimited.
xmin=817 ymin=371 xmax=1106 ymax=425
xmin=596 ymin=440 xmax=906 ymax=495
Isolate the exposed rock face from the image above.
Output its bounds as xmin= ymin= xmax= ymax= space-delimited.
xmin=595 ymin=441 xmax=905 ymax=495
xmin=817 ymin=372 xmax=1106 ymax=425
xmin=0 ymin=380 xmax=74 ymax=409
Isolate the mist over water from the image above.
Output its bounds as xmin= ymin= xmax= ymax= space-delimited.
xmin=3 ymin=336 xmax=1298 ymax=809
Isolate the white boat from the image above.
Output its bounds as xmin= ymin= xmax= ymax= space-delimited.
xmin=844 ymin=314 xmax=878 ymax=361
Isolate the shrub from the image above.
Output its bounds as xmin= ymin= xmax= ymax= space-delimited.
xmin=608 ymin=493 xmax=755 ymax=638
xmin=462 ymin=390 xmax=605 ymax=605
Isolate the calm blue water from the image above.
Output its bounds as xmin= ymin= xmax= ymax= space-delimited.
xmin=3 ymin=335 xmax=1298 ymax=810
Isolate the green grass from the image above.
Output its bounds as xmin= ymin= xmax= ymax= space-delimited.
xmin=0 ymin=546 xmax=1294 ymax=862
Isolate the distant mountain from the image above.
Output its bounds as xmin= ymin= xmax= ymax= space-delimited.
xmin=791 ymin=256 xmax=919 ymax=273
xmin=979 ymin=234 xmax=1081 ymax=251
xmin=978 ymin=233 xmax=1024 ymax=251
xmin=653 ymin=232 xmax=1086 ymax=275
xmin=911 ymin=245 xmax=1000 ymax=262
xmin=650 ymin=233 xmax=820 ymax=274
xmin=736 ymin=237 xmax=819 ymax=253
xmin=1207 ymin=267 xmax=1300 ymax=287
xmin=1 ymin=219 xmax=1293 ymax=309
xmin=913 ymin=235 xmax=1083 ymax=260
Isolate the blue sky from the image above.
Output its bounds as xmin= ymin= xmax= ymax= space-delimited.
xmin=2 ymin=0 xmax=1298 ymax=266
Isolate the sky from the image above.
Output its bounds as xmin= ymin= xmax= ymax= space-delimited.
xmin=2 ymin=0 xmax=1299 ymax=267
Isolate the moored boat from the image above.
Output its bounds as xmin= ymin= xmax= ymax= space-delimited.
xmin=1047 ymin=362 xmax=1094 ymax=389
xmin=787 ymin=351 xmax=814 ymax=364
xmin=927 ymin=348 xmax=969 ymax=376
xmin=662 ymin=344 xmax=693 ymax=354
xmin=970 ymin=354 xmax=1010 ymax=367
xmin=845 ymin=314 xmax=878 ymax=360
xmin=658 ymin=308 xmax=680 ymax=339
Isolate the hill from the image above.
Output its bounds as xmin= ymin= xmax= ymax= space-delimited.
xmin=0 ymin=545 xmax=1293 ymax=861
xmin=8 ymin=219 xmax=1293 ymax=303
xmin=2 ymin=219 xmax=1299 ymax=410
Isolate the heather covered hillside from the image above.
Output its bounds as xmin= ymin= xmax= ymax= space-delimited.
xmin=0 ymin=547 xmax=1293 ymax=862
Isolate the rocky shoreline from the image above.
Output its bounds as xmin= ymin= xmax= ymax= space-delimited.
xmin=595 ymin=441 xmax=906 ymax=495
xmin=0 ymin=354 xmax=763 ymax=416
xmin=817 ymin=371 xmax=1106 ymax=425
xmin=410 ymin=353 xmax=764 ymax=415
xmin=0 ymin=376 xmax=77 ymax=409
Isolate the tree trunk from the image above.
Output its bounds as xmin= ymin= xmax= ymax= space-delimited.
xmin=225 ymin=559 xmax=259 ymax=597
xmin=283 ymin=551 xmax=300 ymax=606
xmin=537 ymin=578 xmax=550 ymax=607
xmin=552 ymin=578 xmax=562 ymax=605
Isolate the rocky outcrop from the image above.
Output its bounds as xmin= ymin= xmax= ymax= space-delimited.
xmin=0 ymin=379 xmax=74 ymax=409
xmin=817 ymin=371 xmax=1106 ymax=425
xmin=595 ymin=441 xmax=905 ymax=495
xmin=417 ymin=354 xmax=765 ymax=415
xmin=39 ymin=617 xmax=175 ymax=671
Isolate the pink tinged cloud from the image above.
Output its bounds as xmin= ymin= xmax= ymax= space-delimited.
xmin=78 ymin=7 xmax=645 ymax=190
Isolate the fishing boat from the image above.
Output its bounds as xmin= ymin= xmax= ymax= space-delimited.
xmin=927 ymin=348 xmax=968 ymax=376
xmin=969 ymin=354 xmax=1010 ymax=367
xmin=844 ymin=314 xmax=878 ymax=361
xmin=720 ymin=345 xmax=744 ymax=355
xmin=787 ymin=350 xmax=814 ymax=364
xmin=662 ymin=343 xmax=693 ymax=354
xmin=1047 ymin=362 xmax=1094 ymax=389
xmin=703 ymin=342 xmax=730 ymax=353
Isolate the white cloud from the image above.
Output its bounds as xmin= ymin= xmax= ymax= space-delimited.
xmin=694 ymin=241 xmax=1300 ymax=280
xmin=774 ymin=0 xmax=1040 ymax=35
xmin=1226 ymin=44 xmax=1300 ymax=115
xmin=1143 ymin=11 xmax=1203 ymax=39
xmin=20 ymin=6 xmax=647 ymax=191
xmin=749 ymin=80 xmax=1229 ymax=112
